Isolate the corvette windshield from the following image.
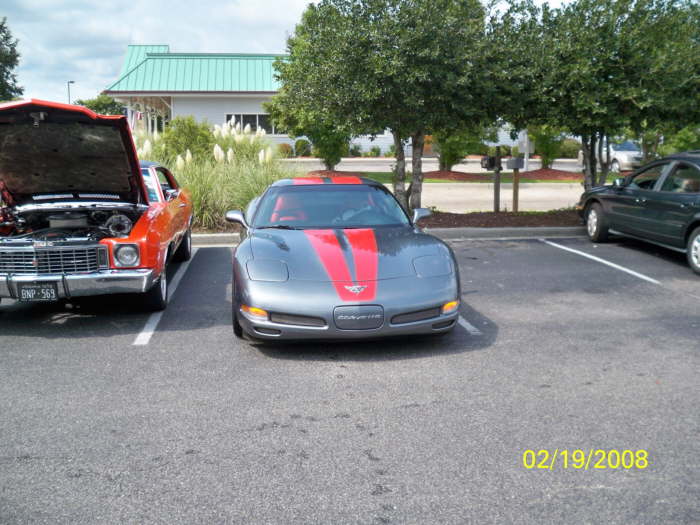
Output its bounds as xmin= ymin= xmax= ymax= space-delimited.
xmin=253 ymin=184 xmax=410 ymax=229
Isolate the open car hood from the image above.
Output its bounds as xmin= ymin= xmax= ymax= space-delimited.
xmin=0 ymin=99 xmax=146 ymax=206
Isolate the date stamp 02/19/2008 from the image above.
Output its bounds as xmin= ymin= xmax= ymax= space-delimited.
xmin=522 ymin=449 xmax=649 ymax=470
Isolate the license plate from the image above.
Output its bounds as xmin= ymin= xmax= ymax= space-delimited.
xmin=17 ymin=282 xmax=59 ymax=302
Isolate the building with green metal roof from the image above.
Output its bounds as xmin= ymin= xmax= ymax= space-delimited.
xmin=104 ymin=45 xmax=287 ymax=137
xmin=105 ymin=44 xmax=396 ymax=152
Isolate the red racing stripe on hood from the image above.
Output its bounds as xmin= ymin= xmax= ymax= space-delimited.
xmin=343 ymin=229 xmax=378 ymax=300
xmin=304 ymin=229 xmax=378 ymax=301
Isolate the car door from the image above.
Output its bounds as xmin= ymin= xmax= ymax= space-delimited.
xmin=644 ymin=162 xmax=700 ymax=248
xmin=156 ymin=167 xmax=189 ymax=245
xmin=607 ymin=161 xmax=670 ymax=237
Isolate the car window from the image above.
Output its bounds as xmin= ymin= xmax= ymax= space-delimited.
xmin=613 ymin=141 xmax=640 ymax=152
xmin=253 ymin=185 xmax=410 ymax=229
xmin=660 ymin=163 xmax=700 ymax=193
xmin=628 ymin=164 xmax=666 ymax=190
xmin=156 ymin=168 xmax=174 ymax=192
xmin=140 ymin=169 xmax=162 ymax=203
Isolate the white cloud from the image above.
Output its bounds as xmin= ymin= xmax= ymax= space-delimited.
xmin=5 ymin=0 xmax=311 ymax=102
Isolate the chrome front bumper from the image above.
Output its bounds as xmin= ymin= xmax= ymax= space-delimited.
xmin=0 ymin=269 xmax=156 ymax=300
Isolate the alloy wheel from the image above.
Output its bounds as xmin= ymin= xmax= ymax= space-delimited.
xmin=692 ymin=235 xmax=700 ymax=267
xmin=587 ymin=209 xmax=598 ymax=237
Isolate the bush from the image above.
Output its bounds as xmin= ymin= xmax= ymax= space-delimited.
xmin=278 ymin=143 xmax=294 ymax=158
xmin=529 ymin=126 xmax=564 ymax=168
xmin=559 ymin=138 xmax=581 ymax=158
xmin=157 ymin=116 xmax=214 ymax=159
xmin=387 ymin=144 xmax=397 ymax=156
xmin=349 ymin=144 xmax=362 ymax=157
xmin=487 ymin=145 xmax=512 ymax=157
xmin=294 ymin=138 xmax=312 ymax=156
xmin=364 ymin=146 xmax=381 ymax=157
xmin=166 ymin=156 xmax=299 ymax=230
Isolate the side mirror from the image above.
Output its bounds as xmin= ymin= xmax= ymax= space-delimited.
xmin=164 ymin=188 xmax=180 ymax=201
xmin=612 ymin=177 xmax=626 ymax=188
xmin=225 ymin=210 xmax=248 ymax=228
xmin=412 ymin=208 xmax=432 ymax=223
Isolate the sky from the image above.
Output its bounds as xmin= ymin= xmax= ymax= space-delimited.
xmin=4 ymin=0 xmax=563 ymax=103
xmin=4 ymin=0 xmax=310 ymax=102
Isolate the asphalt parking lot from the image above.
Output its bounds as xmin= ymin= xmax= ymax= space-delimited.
xmin=1 ymin=234 xmax=699 ymax=524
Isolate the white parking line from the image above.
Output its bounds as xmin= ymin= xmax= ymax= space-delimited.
xmin=133 ymin=250 xmax=197 ymax=346
xmin=540 ymin=239 xmax=661 ymax=285
xmin=459 ymin=316 xmax=483 ymax=336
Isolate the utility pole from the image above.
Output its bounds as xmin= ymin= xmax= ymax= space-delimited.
xmin=67 ymin=80 xmax=75 ymax=104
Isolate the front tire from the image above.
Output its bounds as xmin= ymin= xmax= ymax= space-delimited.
xmin=686 ymin=227 xmax=700 ymax=275
xmin=611 ymin=159 xmax=620 ymax=173
xmin=143 ymin=271 xmax=168 ymax=311
xmin=586 ymin=203 xmax=609 ymax=243
xmin=232 ymin=304 xmax=243 ymax=338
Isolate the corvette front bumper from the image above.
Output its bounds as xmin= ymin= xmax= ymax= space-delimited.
xmin=236 ymin=274 xmax=461 ymax=341
xmin=238 ymin=307 xmax=459 ymax=340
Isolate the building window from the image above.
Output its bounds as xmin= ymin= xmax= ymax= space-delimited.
xmin=225 ymin=113 xmax=284 ymax=135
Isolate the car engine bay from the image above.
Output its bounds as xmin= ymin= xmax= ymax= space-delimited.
xmin=0 ymin=201 xmax=145 ymax=244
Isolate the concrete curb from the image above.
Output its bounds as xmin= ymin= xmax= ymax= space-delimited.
xmin=422 ymin=226 xmax=586 ymax=240
xmin=192 ymin=226 xmax=586 ymax=246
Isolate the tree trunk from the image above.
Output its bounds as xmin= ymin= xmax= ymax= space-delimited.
xmin=392 ymin=131 xmax=408 ymax=210
xmin=409 ymin=131 xmax=425 ymax=210
xmin=597 ymin=133 xmax=610 ymax=187
xmin=581 ymin=134 xmax=598 ymax=191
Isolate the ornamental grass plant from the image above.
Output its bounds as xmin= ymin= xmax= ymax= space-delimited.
xmin=132 ymin=122 xmax=299 ymax=231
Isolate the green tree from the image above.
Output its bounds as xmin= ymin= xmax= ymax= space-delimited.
xmin=529 ymin=125 xmax=564 ymax=169
xmin=532 ymin=0 xmax=700 ymax=188
xmin=274 ymin=0 xmax=496 ymax=209
xmin=265 ymin=95 xmax=351 ymax=170
xmin=0 ymin=17 xmax=23 ymax=101
xmin=433 ymin=125 xmax=497 ymax=171
xmin=75 ymin=94 xmax=125 ymax=115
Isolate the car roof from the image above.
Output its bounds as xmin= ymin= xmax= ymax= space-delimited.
xmin=139 ymin=160 xmax=161 ymax=169
xmin=272 ymin=176 xmax=385 ymax=188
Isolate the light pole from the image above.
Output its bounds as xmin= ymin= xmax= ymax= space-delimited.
xmin=67 ymin=80 xmax=75 ymax=104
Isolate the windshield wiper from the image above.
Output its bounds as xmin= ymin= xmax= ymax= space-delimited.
xmin=256 ymin=225 xmax=302 ymax=230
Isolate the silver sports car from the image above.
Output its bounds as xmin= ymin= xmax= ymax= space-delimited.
xmin=225 ymin=176 xmax=461 ymax=340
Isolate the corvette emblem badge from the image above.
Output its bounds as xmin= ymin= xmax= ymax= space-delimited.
xmin=344 ymin=285 xmax=367 ymax=295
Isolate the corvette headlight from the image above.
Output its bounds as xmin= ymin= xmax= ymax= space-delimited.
xmin=413 ymin=255 xmax=453 ymax=278
xmin=114 ymin=244 xmax=140 ymax=267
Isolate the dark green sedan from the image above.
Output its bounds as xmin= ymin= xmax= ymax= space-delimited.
xmin=577 ymin=151 xmax=700 ymax=274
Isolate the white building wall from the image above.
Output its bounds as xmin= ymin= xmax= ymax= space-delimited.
xmin=171 ymin=94 xmax=402 ymax=155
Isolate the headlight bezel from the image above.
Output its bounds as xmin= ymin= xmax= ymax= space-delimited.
xmin=113 ymin=243 xmax=140 ymax=268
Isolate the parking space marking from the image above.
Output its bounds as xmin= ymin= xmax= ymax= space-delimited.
xmin=458 ymin=316 xmax=483 ymax=336
xmin=540 ymin=239 xmax=661 ymax=285
xmin=133 ymin=250 xmax=197 ymax=346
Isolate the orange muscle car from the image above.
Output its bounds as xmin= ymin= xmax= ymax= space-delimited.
xmin=0 ymin=100 xmax=193 ymax=310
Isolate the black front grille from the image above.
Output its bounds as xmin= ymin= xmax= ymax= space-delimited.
xmin=269 ymin=312 xmax=327 ymax=327
xmin=0 ymin=246 xmax=107 ymax=275
xmin=391 ymin=307 xmax=441 ymax=325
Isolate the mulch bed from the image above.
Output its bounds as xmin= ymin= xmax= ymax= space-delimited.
xmin=307 ymin=168 xmax=585 ymax=182
xmin=418 ymin=210 xmax=582 ymax=228
xmin=422 ymin=168 xmax=584 ymax=181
